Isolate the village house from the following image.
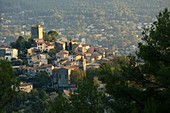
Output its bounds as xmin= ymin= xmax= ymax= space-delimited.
xmin=35 ymin=39 xmax=54 ymax=52
xmin=19 ymin=66 xmax=37 ymax=76
xmin=53 ymin=66 xmax=75 ymax=89
xmin=87 ymin=62 xmax=100 ymax=69
xmin=67 ymin=54 xmax=82 ymax=62
xmin=92 ymin=52 xmax=103 ymax=60
xmin=68 ymin=55 xmax=74 ymax=61
xmin=27 ymin=54 xmax=48 ymax=66
xmin=56 ymin=50 xmax=69 ymax=59
xmin=0 ymin=48 xmax=6 ymax=58
xmin=19 ymin=82 xmax=33 ymax=93
xmin=5 ymin=48 xmax=18 ymax=61
xmin=77 ymin=44 xmax=90 ymax=53
xmin=62 ymin=60 xmax=78 ymax=66
xmin=78 ymin=56 xmax=87 ymax=72
xmin=35 ymin=39 xmax=44 ymax=50
xmin=27 ymin=47 xmax=40 ymax=56
xmin=0 ymin=47 xmax=18 ymax=61
xmin=19 ymin=64 xmax=54 ymax=76
xmin=44 ymin=42 xmax=55 ymax=51
xmin=36 ymin=64 xmax=54 ymax=76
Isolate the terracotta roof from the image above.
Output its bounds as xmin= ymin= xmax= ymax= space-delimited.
xmin=20 ymin=82 xmax=32 ymax=86
xmin=87 ymin=63 xmax=100 ymax=66
xmin=35 ymin=39 xmax=44 ymax=42
xmin=45 ymin=42 xmax=54 ymax=46
xmin=87 ymin=46 xmax=95 ymax=53
xmin=31 ymin=54 xmax=44 ymax=58
xmin=0 ymin=45 xmax=9 ymax=48
xmin=36 ymin=64 xmax=53 ymax=69
xmin=82 ymin=44 xmax=89 ymax=47
xmin=58 ymin=50 xmax=69 ymax=54
xmin=53 ymin=66 xmax=61 ymax=70
xmin=63 ymin=90 xmax=71 ymax=97
xmin=54 ymin=66 xmax=77 ymax=70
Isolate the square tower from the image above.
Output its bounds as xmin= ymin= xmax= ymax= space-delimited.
xmin=31 ymin=25 xmax=43 ymax=39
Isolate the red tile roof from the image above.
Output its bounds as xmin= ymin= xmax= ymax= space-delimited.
xmin=87 ymin=46 xmax=95 ymax=53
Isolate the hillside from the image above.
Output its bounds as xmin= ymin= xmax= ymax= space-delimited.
xmin=0 ymin=0 xmax=170 ymax=50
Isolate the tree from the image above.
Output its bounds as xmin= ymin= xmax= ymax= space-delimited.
xmin=137 ymin=8 xmax=170 ymax=112
xmin=26 ymin=38 xmax=36 ymax=48
xmin=28 ymin=72 xmax=52 ymax=89
xmin=13 ymin=36 xmax=26 ymax=52
xmin=5 ymin=89 xmax=51 ymax=113
xmin=48 ymin=31 xmax=58 ymax=37
xmin=50 ymin=77 xmax=106 ymax=113
xmin=70 ymin=68 xmax=84 ymax=85
xmin=10 ymin=36 xmax=35 ymax=51
xmin=48 ymin=48 xmax=58 ymax=58
xmin=70 ymin=77 xmax=105 ymax=113
xmin=49 ymin=94 xmax=70 ymax=113
xmin=0 ymin=60 xmax=19 ymax=111
xmin=44 ymin=31 xmax=58 ymax=42
xmin=10 ymin=36 xmax=35 ymax=64
xmin=104 ymin=8 xmax=170 ymax=113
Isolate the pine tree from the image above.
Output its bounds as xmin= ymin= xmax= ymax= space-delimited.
xmin=0 ymin=60 xmax=19 ymax=111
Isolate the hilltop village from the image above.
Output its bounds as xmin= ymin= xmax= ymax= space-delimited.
xmin=0 ymin=24 xmax=114 ymax=92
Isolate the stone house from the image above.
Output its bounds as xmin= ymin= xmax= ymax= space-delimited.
xmin=53 ymin=66 xmax=75 ymax=89
xmin=19 ymin=82 xmax=33 ymax=93
xmin=5 ymin=48 xmax=18 ymax=61
xmin=36 ymin=64 xmax=54 ymax=76
xmin=28 ymin=54 xmax=48 ymax=66
xmin=35 ymin=39 xmax=54 ymax=51
xmin=56 ymin=50 xmax=69 ymax=59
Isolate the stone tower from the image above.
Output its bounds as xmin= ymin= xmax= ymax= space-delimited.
xmin=79 ymin=55 xmax=86 ymax=72
xmin=31 ymin=24 xmax=43 ymax=39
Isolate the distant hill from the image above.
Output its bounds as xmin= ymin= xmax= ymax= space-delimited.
xmin=1 ymin=0 xmax=169 ymax=15
xmin=0 ymin=0 xmax=170 ymax=50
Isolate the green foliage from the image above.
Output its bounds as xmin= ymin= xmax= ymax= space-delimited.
xmin=5 ymin=90 xmax=51 ymax=113
xmin=44 ymin=31 xmax=58 ymax=42
xmin=10 ymin=36 xmax=36 ymax=64
xmin=48 ymin=48 xmax=58 ymax=58
xmin=50 ymin=77 xmax=106 ymax=113
xmin=0 ymin=60 xmax=19 ymax=111
xmin=70 ymin=78 xmax=105 ymax=113
xmin=70 ymin=68 xmax=84 ymax=85
xmin=10 ymin=36 xmax=36 ymax=52
xmin=48 ymin=31 xmax=58 ymax=37
xmin=98 ymin=56 xmax=129 ymax=82
xmin=143 ymin=98 xmax=157 ymax=113
xmin=86 ymin=67 xmax=99 ymax=79
xmin=102 ymin=8 xmax=170 ymax=113
xmin=28 ymin=72 xmax=52 ymax=89
xmin=137 ymin=8 xmax=170 ymax=113
xmin=49 ymin=94 xmax=70 ymax=113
